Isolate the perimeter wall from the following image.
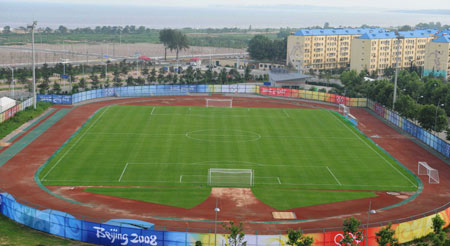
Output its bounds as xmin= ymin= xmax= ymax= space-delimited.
xmin=0 ymin=97 xmax=34 ymax=124
xmin=0 ymin=192 xmax=449 ymax=246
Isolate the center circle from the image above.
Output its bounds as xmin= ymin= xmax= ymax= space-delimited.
xmin=185 ymin=129 xmax=261 ymax=142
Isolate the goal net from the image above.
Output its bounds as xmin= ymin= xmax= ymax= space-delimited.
xmin=208 ymin=168 xmax=254 ymax=187
xmin=418 ymin=161 xmax=439 ymax=184
xmin=206 ymin=99 xmax=233 ymax=108
xmin=339 ymin=104 xmax=350 ymax=116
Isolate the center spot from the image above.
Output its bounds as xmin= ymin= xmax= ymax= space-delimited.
xmin=185 ymin=129 xmax=261 ymax=142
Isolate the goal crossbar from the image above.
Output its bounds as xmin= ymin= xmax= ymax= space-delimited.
xmin=208 ymin=168 xmax=254 ymax=187
xmin=418 ymin=161 xmax=439 ymax=184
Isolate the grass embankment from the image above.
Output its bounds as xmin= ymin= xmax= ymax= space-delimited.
xmin=0 ymin=102 xmax=52 ymax=140
xmin=0 ymin=213 xmax=92 ymax=246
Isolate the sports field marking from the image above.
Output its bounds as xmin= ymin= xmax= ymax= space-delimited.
xmin=283 ymin=109 xmax=291 ymax=118
xmin=41 ymin=106 xmax=111 ymax=181
xmin=277 ymin=177 xmax=281 ymax=184
xmin=150 ymin=107 xmax=155 ymax=115
xmin=126 ymin=161 xmax=332 ymax=168
xmin=326 ymin=166 xmax=342 ymax=186
xmin=327 ymin=111 xmax=417 ymax=188
xmin=118 ymin=162 xmax=129 ymax=182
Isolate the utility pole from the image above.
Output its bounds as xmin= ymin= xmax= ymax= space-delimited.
xmin=393 ymin=32 xmax=404 ymax=111
xmin=28 ymin=21 xmax=37 ymax=109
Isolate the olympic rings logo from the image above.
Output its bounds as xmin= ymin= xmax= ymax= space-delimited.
xmin=334 ymin=233 xmax=363 ymax=246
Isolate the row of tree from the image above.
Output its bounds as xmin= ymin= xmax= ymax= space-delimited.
xmin=338 ymin=70 xmax=449 ymax=132
xmin=220 ymin=215 xmax=448 ymax=246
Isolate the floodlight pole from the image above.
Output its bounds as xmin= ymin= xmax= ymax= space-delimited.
xmin=365 ymin=201 xmax=376 ymax=246
xmin=393 ymin=33 xmax=403 ymax=111
xmin=29 ymin=21 xmax=37 ymax=109
xmin=214 ymin=199 xmax=220 ymax=246
xmin=7 ymin=66 xmax=14 ymax=98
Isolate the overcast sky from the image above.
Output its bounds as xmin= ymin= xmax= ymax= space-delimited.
xmin=4 ymin=0 xmax=450 ymax=10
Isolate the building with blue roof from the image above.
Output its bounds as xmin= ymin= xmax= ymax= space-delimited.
xmin=424 ymin=35 xmax=450 ymax=80
xmin=350 ymin=29 xmax=438 ymax=75
xmin=287 ymin=28 xmax=387 ymax=70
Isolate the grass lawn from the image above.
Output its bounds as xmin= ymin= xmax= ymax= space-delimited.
xmin=39 ymin=105 xmax=418 ymax=209
xmin=252 ymin=188 xmax=377 ymax=210
xmin=0 ymin=213 xmax=92 ymax=246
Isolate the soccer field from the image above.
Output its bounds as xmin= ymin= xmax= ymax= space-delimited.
xmin=39 ymin=105 xmax=418 ymax=209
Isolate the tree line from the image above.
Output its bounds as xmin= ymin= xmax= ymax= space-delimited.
xmin=247 ymin=35 xmax=287 ymax=62
xmin=337 ymin=69 xmax=449 ymax=133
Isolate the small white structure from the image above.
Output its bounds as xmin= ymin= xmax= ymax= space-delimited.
xmin=0 ymin=97 xmax=16 ymax=113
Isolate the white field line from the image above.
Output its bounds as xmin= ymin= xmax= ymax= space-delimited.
xmin=150 ymin=107 xmax=155 ymax=115
xmin=283 ymin=109 xmax=291 ymax=118
xmin=41 ymin=106 xmax=111 ymax=181
xmin=328 ymin=111 xmax=418 ymax=188
xmin=127 ymin=162 xmax=332 ymax=168
xmin=326 ymin=166 xmax=342 ymax=186
xmin=277 ymin=177 xmax=282 ymax=184
xmin=179 ymin=175 xmax=182 ymax=183
xmin=118 ymin=162 xmax=129 ymax=182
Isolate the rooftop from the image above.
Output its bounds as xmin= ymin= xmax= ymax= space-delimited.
xmin=358 ymin=29 xmax=438 ymax=39
xmin=432 ymin=35 xmax=450 ymax=43
xmin=269 ymin=71 xmax=311 ymax=83
xmin=293 ymin=28 xmax=385 ymax=36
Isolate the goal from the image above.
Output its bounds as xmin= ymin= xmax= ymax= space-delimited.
xmin=339 ymin=104 xmax=350 ymax=116
xmin=206 ymin=99 xmax=233 ymax=108
xmin=418 ymin=161 xmax=439 ymax=184
xmin=208 ymin=168 xmax=254 ymax=187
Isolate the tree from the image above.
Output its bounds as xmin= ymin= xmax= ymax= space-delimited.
xmin=3 ymin=26 xmax=11 ymax=34
xmin=52 ymin=82 xmax=62 ymax=94
xmin=159 ymin=29 xmax=175 ymax=60
xmin=431 ymin=215 xmax=447 ymax=246
xmin=244 ymin=66 xmax=252 ymax=81
xmin=418 ymin=105 xmax=448 ymax=132
xmin=339 ymin=217 xmax=363 ymax=246
xmin=168 ymin=30 xmax=189 ymax=61
xmin=394 ymin=95 xmax=419 ymax=120
xmin=79 ymin=78 xmax=87 ymax=90
xmin=57 ymin=25 xmax=68 ymax=34
xmin=223 ymin=221 xmax=247 ymax=246
xmin=286 ymin=228 xmax=314 ymax=246
xmin=248 ymin=35 xmax=272 ymax=60
xmin=375 ymin=223 xmax=399 ymax=246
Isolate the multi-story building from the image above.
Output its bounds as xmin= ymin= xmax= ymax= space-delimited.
xmin=424 ymin=35 xmax=450 ymax=80
xmin=286 ymin=28 xmax=385 ymax=71
xmin=350 ymin=29 xmax=437 ymax=75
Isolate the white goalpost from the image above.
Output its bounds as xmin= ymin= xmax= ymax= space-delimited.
xmin=339 ymin=104 xmax=350 ymax=116
xmin=418 ymin=161 xmax=439 ymax=184
xmin=208 ymin=168 xmax=254 ymax=187
xmin=206 ymin=99 xmax=233 ymax=108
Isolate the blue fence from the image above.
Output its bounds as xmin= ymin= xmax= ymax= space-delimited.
xmin=367 ymin=99 xmax=450 ymax=158
xmin=37 ymin=84 xmax=259 ymax=105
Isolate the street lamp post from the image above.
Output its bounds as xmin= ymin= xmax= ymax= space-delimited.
xmin=28 ymin=21 xmax=37 ymax=109
xmin=214 ymin=203 xmax=220 ymax=246
xmin=393 ymin=33 xmax=404 ymax=111
xmin=434 ymin=100 xmax=445 ymax=133
xmin=7 ymin=66 xmax=14 ymax=98
xmin=365 ymin=201 xmax=376 ymax=246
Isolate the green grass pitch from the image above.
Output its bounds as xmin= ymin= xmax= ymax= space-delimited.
xmin=39 ymin=105 xmax=418 ymax=209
